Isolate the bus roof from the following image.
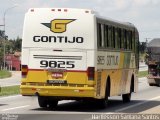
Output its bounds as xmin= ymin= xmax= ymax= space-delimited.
xmin=27 ymin=8 xmax=136 ymax=30
xmin=96 ymin=15 xmax=136 ymax=30
xmin=27 ymin=8 xmax=95 ymax=14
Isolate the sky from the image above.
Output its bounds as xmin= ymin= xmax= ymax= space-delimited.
xmin=0 ymin=0 xmax=160 ymax=42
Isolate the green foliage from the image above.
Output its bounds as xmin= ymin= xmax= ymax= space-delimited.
xmin=5 ymin=36 xmax=22 ymax=54
xmin=138 ymin=70 xmax=148 ymax=78
xmin=0 ymin=70 xmax=12 ymax=79
xmin=0 ymin=36 xmax=22 ymax=66
xmin=139 ymin=53 xmax=146 ymax=62
xmin=139 ymin=42 xmax=147 ymax=54
xmin=0 ymin=85 xmax=20 ymax=96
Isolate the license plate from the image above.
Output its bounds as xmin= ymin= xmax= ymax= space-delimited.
xmin=52 ymin=72 xmax=63 ymax=78
xmin=47 ymin=80 xmax=67 ymax=84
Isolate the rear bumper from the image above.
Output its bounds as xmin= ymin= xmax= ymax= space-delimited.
xmin=20 ymin=85 xmax=95 ymax=99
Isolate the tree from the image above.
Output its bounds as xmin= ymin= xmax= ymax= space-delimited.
xmin=139 ymin=42 xmax=147 ymax=54
xmin=0 ymin=35 xmax=22 ymax=67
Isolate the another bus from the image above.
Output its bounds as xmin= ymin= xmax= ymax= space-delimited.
xmin=20 ymin=8 xmax=139 ymax=108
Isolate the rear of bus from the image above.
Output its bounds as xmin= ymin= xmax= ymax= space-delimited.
xmin=20 ymin=8 xmax=97 ymax=105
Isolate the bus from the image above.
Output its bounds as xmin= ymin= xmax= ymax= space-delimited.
xmin=20 ymin=8 xmax=139 ymax=108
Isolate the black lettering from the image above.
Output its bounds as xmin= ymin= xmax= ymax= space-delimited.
xmin=33 ymin=36 xmax=40 ymax=42
xmin=49 ymin=36 xmax=56 ymax=42
xmin=76 ymin=37 xmax=83 ymax=43
xmin=64 ymin=36 xmax=68 ymax=43
xmin=68 ymin=37 xmax=75 ymax=43
xmin=115 ymin=56 xmax=118 ymax=65
xmin=57 ymin=36 xmax=64 ymax=43
xmin=97 ymin=56 xmax=105 ymax=65
xmin=40 ymin=60 xmax=75 ymax=68
xmin=106 ymin=55 xmax=119 ymax=66
xmin=40 ymin=60 xmax=48 ymax=67
xmin=41 ymin=36 xmax=48 ymax=42
xmin=33 ymin=36 xmax=84 ymax=43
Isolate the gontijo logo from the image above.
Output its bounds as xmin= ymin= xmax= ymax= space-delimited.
xmin=42 ymin=19 xmax=76 ymax=33
xmin=33 ymin=19 xmax=84 ymax=43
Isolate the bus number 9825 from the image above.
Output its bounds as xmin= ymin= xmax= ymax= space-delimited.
xmin=40 ymin=60 xmax=75 ymax=68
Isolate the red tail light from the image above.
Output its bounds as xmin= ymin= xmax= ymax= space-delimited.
xmin=22 ymin=65 xmax=28 ymax=78
xmin=87 ymin=67 xmax=95 ymax=80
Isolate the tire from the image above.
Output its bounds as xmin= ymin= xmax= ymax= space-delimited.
xmin=149 ymin=83 xmax=154 ymax=86
xmin=122 ymin=93 xmax=131 ymax=103
xmin=122 ymin=78 xmax=133 ymax=103
xmin=48 ymin=100 xmax=58 ymax=109
xmin=96 ymin=97 xmax=108 ymax=109
xmin=38 ymin=96 xmax=48 ymax=108
xmin=38 ymin=96 xmax=58 ymax=109
xmin=96 ymin=80 xmax=110 ymax=108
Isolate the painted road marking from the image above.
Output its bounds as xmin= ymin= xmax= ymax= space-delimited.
xmin=1 ymin=105 xmax=30 ymax=112
xmin=0 ymin=95 xmax=21 ymax=100
xmin=116 ymin=96 xmax=160 ymax=112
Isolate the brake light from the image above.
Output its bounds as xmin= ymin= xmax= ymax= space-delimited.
xmin=22 ymin=65 xmax=28 ymax=78
xmin=87 ymin=67 xmax=95 ymax=80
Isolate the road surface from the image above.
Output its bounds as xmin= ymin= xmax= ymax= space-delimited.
xmin=0 ymin=71 xmax=21 ymax=87
xmin=0 ymin=77 xmax=160 ymax=120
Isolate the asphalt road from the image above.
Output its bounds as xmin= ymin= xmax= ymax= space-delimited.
xmin=0 ymin=77 xmax=160 ymax=120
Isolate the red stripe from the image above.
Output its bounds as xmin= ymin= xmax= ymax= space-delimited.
xmin=28 ymin=69 xmax=87 ymax=73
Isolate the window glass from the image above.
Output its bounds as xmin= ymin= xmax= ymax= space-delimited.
xmin=115 ymin=28 xmax=119 ymax=49
xmin=121 ymin=29 xmax=124 ymax=49
xmin=124 ymin=30 xmax=127 ymax=49
xmin=112 ymin=27 xmax=115 ymax=48
xmin=127 ymin=30 xmax=130 ymax=49
xmin=118 ymin=28 xmax=121 ymax=49
xmin=97 ymin=23 xmax=102 ymax=48
xmin=101 ymin=24 xmax=105 ymax=48
xmin=132 ymin=31 xmax=135 ymax=51
xmin=104 ymin=25 xmax=108 ymax=48
xmin=108 ymin=26 xmax=112 ymax=48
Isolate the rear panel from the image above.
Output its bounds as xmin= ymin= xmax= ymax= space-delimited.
xmin=22 ymin=8 xmax=95 ymax=49
xmin=21 ymin=8 xmax=96 ymax=98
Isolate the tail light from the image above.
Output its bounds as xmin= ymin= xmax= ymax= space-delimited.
xmin=87 ymin=67 xmax=95 ymax=80
xmin=22 ymin=65 xmax=28 ymax=78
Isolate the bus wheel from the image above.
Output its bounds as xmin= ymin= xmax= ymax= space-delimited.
xmin=96 ymin=81 xmax=110 ymax=108
xmin=38 ymin=96 xmax=47 ymax=108
xmin=48 ymin=99 xmax=58 ymax=109
xmin=122 ymin=93 xmax=131 ymax=103
xmin=122 ymin=78 xmax=133 ymax=103
xmin=97 ymin=97 xmax=108 ymax=109
xmin=149 ymin=83 xmax=154 ymax=86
